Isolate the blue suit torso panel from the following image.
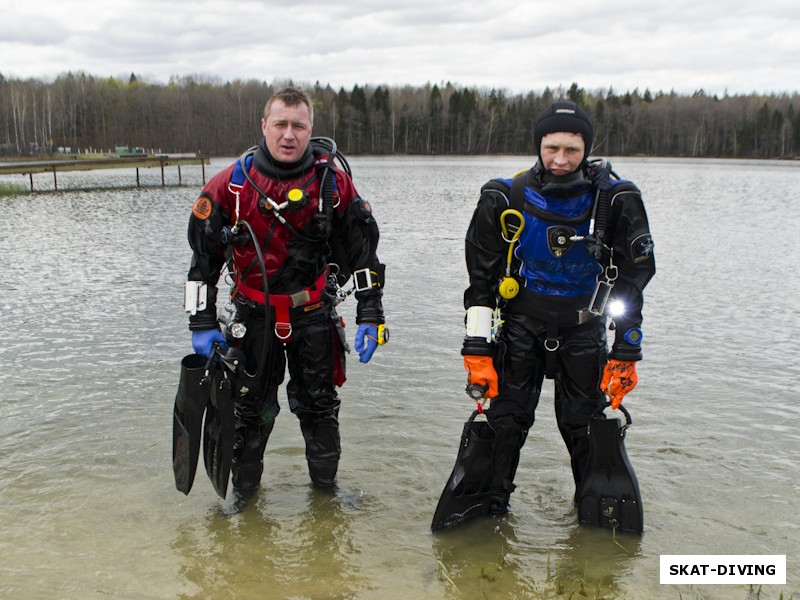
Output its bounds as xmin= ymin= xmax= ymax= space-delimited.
xmin=501 ymin=178 xmax=600 ymax=298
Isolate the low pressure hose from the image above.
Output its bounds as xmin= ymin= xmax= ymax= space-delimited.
xmin=236 ymin=219 xmax=271 ymax=379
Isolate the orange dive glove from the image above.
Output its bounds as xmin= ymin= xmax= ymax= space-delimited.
xmin=601 ymin=359 xmax=638 ymax=409
xmin=463 ymin=355 xmax=499 ymax=400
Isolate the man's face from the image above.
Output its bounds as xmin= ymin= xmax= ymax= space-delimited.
xmin=261 ymin=100 xmax=312 ymax=163
xmin=539 ymin=132 xmax=585 ymax=176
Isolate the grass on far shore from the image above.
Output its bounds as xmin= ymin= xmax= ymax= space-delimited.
xmin=0 ymin=182 xmax=27 ymax=196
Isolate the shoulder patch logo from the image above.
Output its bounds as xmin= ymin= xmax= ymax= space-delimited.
xmin=631 ymin=233 xmax=654 ymax=263
xmin=192 ymin=196 xmax=212 ymax=220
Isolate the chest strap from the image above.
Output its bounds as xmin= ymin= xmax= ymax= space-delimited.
xmin=235 ymin=271 xmax=328 ymax=341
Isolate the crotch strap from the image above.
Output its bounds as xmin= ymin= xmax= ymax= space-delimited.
xmin=543 ymin=316 xmax=559 ymax=380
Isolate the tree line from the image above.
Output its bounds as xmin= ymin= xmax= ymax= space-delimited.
xmin=1 ymin=71 xmax=799 ymax=159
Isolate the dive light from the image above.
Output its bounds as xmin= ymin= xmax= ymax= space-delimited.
xmin=607 ymin=299 xmax=626 ymax=317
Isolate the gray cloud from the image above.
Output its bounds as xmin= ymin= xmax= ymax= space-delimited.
xmin=1 ymin=0 xmax=798 ymax=95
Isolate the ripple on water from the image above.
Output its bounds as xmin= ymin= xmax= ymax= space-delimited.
xmin=1 ymin=157 xmax=799 ymax=599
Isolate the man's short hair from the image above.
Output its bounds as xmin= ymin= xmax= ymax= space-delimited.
xmin=263 ymin=86 xmax=314 ymax=125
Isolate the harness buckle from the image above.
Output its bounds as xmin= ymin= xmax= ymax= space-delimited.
xmin=290 ymin=289 xmax=311 ymax=307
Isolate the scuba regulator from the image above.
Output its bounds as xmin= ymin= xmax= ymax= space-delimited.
xmin=498 ymin=209 xmax=525 ymax=299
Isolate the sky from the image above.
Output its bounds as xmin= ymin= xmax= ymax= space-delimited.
xmin=2 ymin=0 xmax=799 ymax=97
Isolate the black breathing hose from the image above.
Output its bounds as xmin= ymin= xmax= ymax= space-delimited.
xmin=237 ymin=219 xmax=271 ymax=379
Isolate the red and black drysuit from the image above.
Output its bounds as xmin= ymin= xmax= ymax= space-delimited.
xmin=187 ymin=138 xmax=384 ymax=490
xmin=462 ymin=160 xmax=655 ymax=511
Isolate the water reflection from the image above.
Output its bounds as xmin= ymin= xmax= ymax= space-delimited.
xmin=1 ymin=157 xmax=798 ymax=599
xmin=432 ymin=516 xmax=642 ymax=599
xmin=432 ymin=519 xmax=540 ymax=598
xmin=173 ymin=486 xmax=365 ymax=599
xmin=548 ymin=524 xmax=643 ymax=598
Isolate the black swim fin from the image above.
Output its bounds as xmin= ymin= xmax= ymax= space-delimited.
xmin=577 ymin=404 xmax=643 ymax=534
xmin=202 ymin=348 xmax=244 ymax=499
xmin=172 ymin=353 xmax=213 ymax=495
xmin=431 ymin=410 xmax=497 ymax=531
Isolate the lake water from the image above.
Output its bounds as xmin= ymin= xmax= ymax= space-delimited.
xmin=1 ymin=155 xmax=798 ymax=599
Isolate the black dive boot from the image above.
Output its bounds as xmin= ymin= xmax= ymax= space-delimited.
xmin=488 ymin=420 xmax=527 ymax=516
xmin=301 ymin=417 xmax=341 ymax=488
xmin=230 ymin=398 xmax=277 ymax=493
xmin=231 ymin=462 xmax=263 ymax=493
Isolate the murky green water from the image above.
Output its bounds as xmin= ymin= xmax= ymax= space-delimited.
xmin=1 ymin=156 xmax=797 ymax=599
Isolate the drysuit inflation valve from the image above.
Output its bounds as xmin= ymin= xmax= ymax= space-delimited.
xmin=286 ymin=187 xmax=309 ymax=210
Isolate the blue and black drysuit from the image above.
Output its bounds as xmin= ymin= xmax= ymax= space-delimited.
xmin=462 ymin=161 xmax=655 ymax=510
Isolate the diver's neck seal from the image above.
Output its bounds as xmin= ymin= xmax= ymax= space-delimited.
xmin=530 ymin=161 xmax=592 ymax=199
xmin=253 ymin=138 xmax=315 ymax=180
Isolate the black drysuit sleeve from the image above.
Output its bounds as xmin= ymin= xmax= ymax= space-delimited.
xmin=605 ymin=181 xmax=656 ymax=360
xmin=335 ymin=195 xmax=385 ymax=325
xmin=186 ymin=191 xmax=231 ymax=331
xmin=463 ymin=182 xmax=511 ymax=310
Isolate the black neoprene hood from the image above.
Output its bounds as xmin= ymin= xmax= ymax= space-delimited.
xmin=533 ymin=101 xmax=594 ymax=157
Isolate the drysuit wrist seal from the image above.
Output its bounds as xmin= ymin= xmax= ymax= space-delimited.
xmin=609 ymin=342 xmax=643 ymax=362
xmin=461 ymin=336 xmax=494 ymax=357
xmin=356 ymin=304 xmax=385 ymax=325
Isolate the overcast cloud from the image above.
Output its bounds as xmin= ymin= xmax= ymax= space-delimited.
xmin=2 ymin=0 xmax=799 ymax=96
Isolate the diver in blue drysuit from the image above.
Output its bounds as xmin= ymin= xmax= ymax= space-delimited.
xmin=461 ymin=101 xmax=656 ymax=514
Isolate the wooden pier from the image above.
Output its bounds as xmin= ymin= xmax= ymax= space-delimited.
xmin=0 ymin=155 xmax=208 ymax=191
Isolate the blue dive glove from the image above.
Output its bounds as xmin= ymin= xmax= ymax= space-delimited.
xmin=191 ymin=328 xmax=227 ymax=358
xmin=354 ymin=323 xmax=379 ymax=363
